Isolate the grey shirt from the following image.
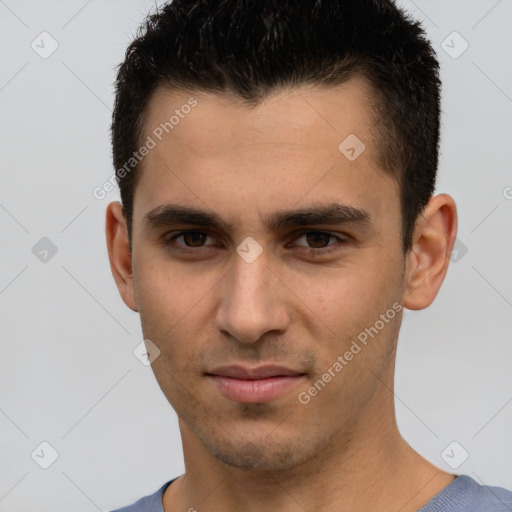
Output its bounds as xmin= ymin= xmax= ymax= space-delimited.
xmin=111 ymin=474 xmax=512 ymax=511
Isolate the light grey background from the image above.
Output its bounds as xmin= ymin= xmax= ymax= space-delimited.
xmin=1 ymin=0 xmax=511 ymax=510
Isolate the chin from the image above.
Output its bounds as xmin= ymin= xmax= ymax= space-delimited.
xmin=199 ymin=433 xmax=312 ymax=471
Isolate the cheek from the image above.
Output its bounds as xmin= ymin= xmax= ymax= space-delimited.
xmin=133 ymin=257 xmax=220 ymax=364
xmin=140 ymin=302 xmax=208 ymax=408
xmin=294 ymin=257 xmax=399 ymax=322
xmin=288 ymin=255 xmax=403 ymax=368
xmin=134 ymin=255 xmax=216 ymax=324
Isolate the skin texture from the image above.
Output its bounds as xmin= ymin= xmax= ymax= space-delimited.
xmin=106 ymin=77 xmax=458 ymax=511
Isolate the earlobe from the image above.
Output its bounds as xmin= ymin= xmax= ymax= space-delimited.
xmin=105 ymin=201 xmax=138 ymax=312
xmin=402 ymin=194 xmax=458 ymax=311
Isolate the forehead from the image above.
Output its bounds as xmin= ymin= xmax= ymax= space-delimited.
xmin=144 ymin=77 xmax=377 ymax=158
xmin=133 ymin=78 xmax=398 ymax=229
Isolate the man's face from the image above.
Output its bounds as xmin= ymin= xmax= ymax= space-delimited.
xmin=129 ymin=78 xmax=408 ymax=470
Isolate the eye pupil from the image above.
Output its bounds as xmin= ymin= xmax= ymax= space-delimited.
xmin=183 ymin=232 xmax=207 ymax=247
xmin=306 ymin=232 xmax=331 ymax=248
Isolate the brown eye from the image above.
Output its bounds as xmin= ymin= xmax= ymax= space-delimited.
xmin=295 ymin=231 xmax=338 ymax=249
xmin=163 ymin=231 xmax=215 ymax=251
xmin=181 ymin=232 xmax=208 ymax=247
xmin=304 ymin=231 xmax=333 ymax=249
xmin=290 ymin=230 xmax=348 ymax=256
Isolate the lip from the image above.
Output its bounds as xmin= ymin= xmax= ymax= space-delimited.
xmin=208 ymin=365 xmax=303 ymax=380
xmin=206 ymin=365 xmax=305 ymax=403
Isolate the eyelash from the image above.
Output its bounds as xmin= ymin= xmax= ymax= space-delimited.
xmin=162 ymin=230 xmax=348 ymax=256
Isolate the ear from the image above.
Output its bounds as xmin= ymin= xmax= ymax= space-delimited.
xmin=402 ymin=193 xmax=458 ymax=310
xmin=105 ymin=201 xmax=138 ymax=312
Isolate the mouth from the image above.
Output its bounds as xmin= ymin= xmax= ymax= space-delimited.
xmin=206 ymin=365 xmax=306 ymax=403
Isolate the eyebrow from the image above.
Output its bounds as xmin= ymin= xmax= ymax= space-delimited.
xmin=143 ymin=202 xmax=372 ymax=232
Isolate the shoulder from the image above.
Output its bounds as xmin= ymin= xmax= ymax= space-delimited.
xmin=109 ymin=479 xmax=176 ymax=512
xmin=420 ymin=474 xmax=512 ymax=512
xmin=417 ymin=475 xmax=512 ymax=512
xmin=469 ymin=478 xmax=512 ymax=511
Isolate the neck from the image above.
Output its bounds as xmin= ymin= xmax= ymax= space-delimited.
xmin=163 ymin=372 xmax=455 ymax=512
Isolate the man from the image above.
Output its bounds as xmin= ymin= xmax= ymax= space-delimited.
xmin=106 ymin=0 xmax=512 ymax=511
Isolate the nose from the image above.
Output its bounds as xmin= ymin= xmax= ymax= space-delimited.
xmin=215 ymin=249 xmax=290 ymax=344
